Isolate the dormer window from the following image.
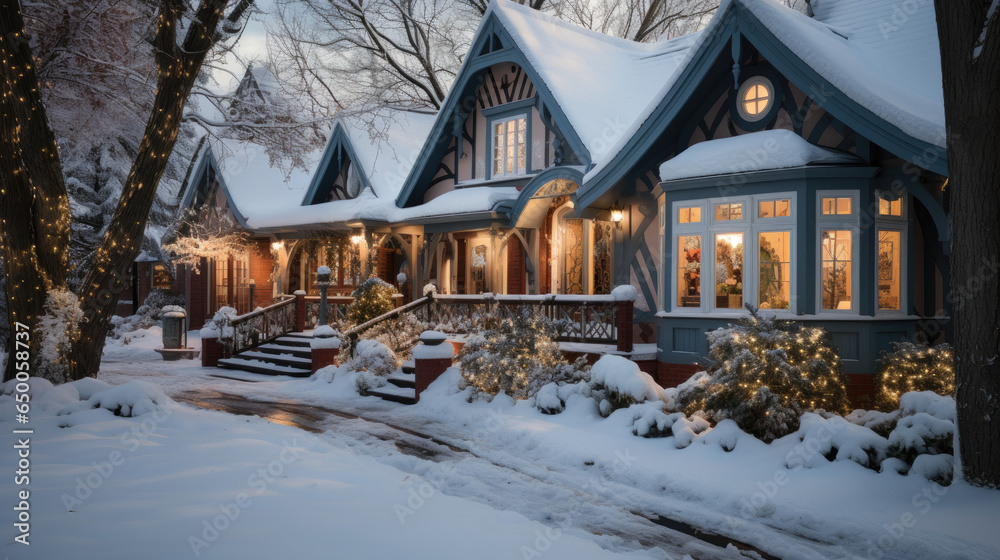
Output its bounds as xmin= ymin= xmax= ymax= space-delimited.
xmin=492 ymin=114 xmax=527 ymax=177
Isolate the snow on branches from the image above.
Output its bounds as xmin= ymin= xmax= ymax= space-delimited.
xmin=162 ymin=207 xmax=250 ymax=273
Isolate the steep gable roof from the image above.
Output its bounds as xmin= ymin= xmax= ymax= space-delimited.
xmin=394 ymin=0 xmax=698 ymax=208
xmin=580 ymin=0 xmax=948 ymax=208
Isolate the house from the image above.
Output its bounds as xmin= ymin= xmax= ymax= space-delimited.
xmin=166 ymin=0 xmax=950 ymax=405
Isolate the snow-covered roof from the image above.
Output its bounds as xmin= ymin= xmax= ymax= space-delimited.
xmin=586 ymin=0 xmax=947 ymax=184
xmin=332 ymin=110 xmax=437 ymax=200
xmin=487 ymin=0 xmax=700 ymax=170
xmin=658 ymin=129 xmax=862 ymax=182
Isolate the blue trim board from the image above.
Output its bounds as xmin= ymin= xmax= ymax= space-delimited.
xmin=395 ymin=13 xmax=591 ymax=208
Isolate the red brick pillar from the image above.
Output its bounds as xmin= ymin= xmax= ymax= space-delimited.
xmin=413 ymin=331 xmax=453 ymax=401
xmin=295 ymin=291 xmax=306 ymax=332
xmin=312 ymin=347 xmax=340 ymax=373
xmin=616 ymin=300 xmax=634 ymax=352
xmin=202 ymin=337 xmax=226 ymax=367
xmin=311 ymin=327 xmax=342 ymax=373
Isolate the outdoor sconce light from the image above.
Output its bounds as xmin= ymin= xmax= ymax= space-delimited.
xmin=350 ymin=234 xmax=364 ymax=246
xmin=610 ymin=202 xmax=624 ymax=229
xmin=271 ymin=240 xmax=284 ymax=252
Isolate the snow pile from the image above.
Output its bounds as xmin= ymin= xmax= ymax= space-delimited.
xmin=59 ymin=380 xmax=175 ymax=418
xmin=658 ymin=129 xmax=860 ymax=182
xmin=887 ymin=413 xmax=954 ymax=463
xmin=900 ymin=390 xmax=956 ymax=422
xmin=310 ymin=325 xmax=343 ymax=349
xmin=412 ymin=341 xmax=454 ymax=360
xmin=610 ymin=284 xmax=638 ymax=302
xmin=589 ymin=355 xmax=664 ymax=417
xmin=199 ymin=306 xmax=238 ymax=339
xmin=351 ymin=339 xmax=397 ymax=377
xmin=631 ymin=405 xmax=683 ymax=438
xmin=785 ymin=413 xmax=888 ymax=470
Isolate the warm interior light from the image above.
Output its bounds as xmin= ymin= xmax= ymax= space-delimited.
xmin=350 ymin=234 xmax=364 ymax=245
xmin=610 ymin=202 xmax=624 ymax=226
xmin=271 ymin=241 xmax=284 ymax=251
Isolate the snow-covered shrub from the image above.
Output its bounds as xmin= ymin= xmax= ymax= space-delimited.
xmin=355 ymin=369 xmax=389 ymax=395
xmin=459 ymin=306 xmax=589 ymax=400
xmin=110 ymin=289 xmax=186 ymax=340
xmin=671 ymin=415 xmax=711 ymax=449
xmin=346 ymin=277 xmax=396 ymax=326
xmin=631 ymin=406 xmax=684 ymax=438
xmin=845 ymin=408 xmax=901 ymax=438
xmin=351 ymin=339 xmax=397 ymax=377
xmin=589 ymin=355 xmax=665 ymax=418
xmin=199 ymin=307 xmax=238 ymax=339
xmin=36 ymin=288 xmax=85 ymax=382
xmin=874 ymin=341 xmax=954 ymax=411
xmin=676 ymin=306 xmax=850 ymax=442
xmin=909 ymin=454 xmax=954 ymax=486
xmin=786 ymin=413 xmax=889 ymax=470
xmin=886 ymin=412 xmax=954 ymax=464
xmin=59 ymin=380 xmax=173 ymax=418
xmin=533 ymin=380 xmax=592 ymax=415
xmin=351 ymin=313 xmax=432 ymax=362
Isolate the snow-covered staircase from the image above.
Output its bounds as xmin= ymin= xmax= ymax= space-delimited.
xmin=218 ymin=333 xmax=315 ymax=377
xmin=367 ymin=361 xmax=417 ymax=405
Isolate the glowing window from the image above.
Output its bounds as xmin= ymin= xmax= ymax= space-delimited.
xmin=821 ymin=197 xmax=853 ymax=215
xmin=737 ymin=77 xmax=774 ymax=121
xmin=821 ymin=230 xmax=853 ymax=310
xmin=878 ymin=197 xmax=902 ymax=217
xmin=678 ymin=206 xmax=702 ymax=224
xmin=715 ymin=202 xmax=743 ymax=221
xmin=758 ymin=199 xmax=791 ymax=218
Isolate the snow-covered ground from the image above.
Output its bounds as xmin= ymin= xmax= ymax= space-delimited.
xmin=4 ymin=328 xmax=998 ymax=559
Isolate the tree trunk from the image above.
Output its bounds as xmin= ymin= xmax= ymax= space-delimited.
xmin=0 ymin=3 xmax=70 ymax=382
xmin=68 ymin=0 xmax=231 ymax=378
xmin=934 ymin=0 xmax=1000 ymax=488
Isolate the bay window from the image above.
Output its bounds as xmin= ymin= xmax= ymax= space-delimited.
xmin=670 ymin=193 xmax=795 ymax=312
xmin=876 ymin=193 xmax=906 ymax=312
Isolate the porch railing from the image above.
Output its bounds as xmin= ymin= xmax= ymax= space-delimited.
xmin=224 ymin=296 xmax=297 ymax=355
xmin=426 ymin=294 xmax=620 ymax=345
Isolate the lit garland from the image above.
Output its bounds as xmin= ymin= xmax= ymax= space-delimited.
xmin=874 ymin=341 xmax=954 ymax=411
xmin=677 ymin=306 xmax=851 ymax=442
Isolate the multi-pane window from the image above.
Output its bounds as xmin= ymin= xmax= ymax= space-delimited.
xmin=678 ymin=206 xmax=701 ymax=224
xmin=878 ymin=197 xmax=902 ymax=216
xmin=670 ymin=194 xmax=794 ymax=312
xmin=715 ymin=202 xmax=743 ymax=220
xmin=492 ymin=115 xmax=527 ymax=177
xmin=878 ymin=231 xmax=902 ymax=310
xmin=821 ymin=197 xmax=852 ymax=215
xmin=820 ymin=230 xmax=853 ymax=310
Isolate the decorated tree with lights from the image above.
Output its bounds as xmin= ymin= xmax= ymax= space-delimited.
xmin=874 ymin=341 xmax=955 ymax=411
xmin=677 ymin=305 xmax=851 ymax=442
xmin=0 ymin=0 xmax=256 ymax=382
xmin=346 ymin=277 xmax=397 ymax=326
xmin=459 ymin=305 xmax=586 ymax=400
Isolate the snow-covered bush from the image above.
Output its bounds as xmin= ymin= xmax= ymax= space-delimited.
xmin=347 ymin=277 xmax=396 ymax=326
xmin=874 ymin=341 xmax=954 ymax=411
xmin=459 ymin=306 xmax=589 ymax=400
xmin=533 ymin=380 xmax=592 ymax=414
xmin=351 ymin=339 xmax=397 ymax=377
xmin=199 ymin=307 xmax=238 ymax=339
xmin=355 ymin=369 xmax=389 ymax=395
xmin=676 ymin=306 xmax=850 ymax=442
xmin=345 ymin=313 xmax=432 ymax=363
xmin=845 ymin=408 xmax=901 ymax=438
xmin=886 ymin=412 xmax=954 ymax=464
xmin=59 ymin=380 xmax=173 ymax=418
xmin=110 ymin=289 xmax=185 ymax=339
xmin=631 ymin=406 xmax=684 ymax=438
xmin=589 ymin=355 xmax=665 ymax=417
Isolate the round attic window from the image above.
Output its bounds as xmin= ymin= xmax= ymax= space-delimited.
xmin=737 ymin=76 xmax=774 ymax=122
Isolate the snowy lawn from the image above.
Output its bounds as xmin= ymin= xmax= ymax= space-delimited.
xmin=1 ymin=376 xmax=652 ymax=560
xmin=9 ymin=329 xmax=999 ymax=560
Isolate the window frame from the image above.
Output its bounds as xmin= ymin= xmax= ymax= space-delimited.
xmin=487 ymin=110 xmax=529 ymax=179
xmin=815 ymin=190 xmax=860 ymax=314
xmin=668 ymin=192 xmax=797 ymax=314
xmin=875 ymin=193 xmax=907 ymax=314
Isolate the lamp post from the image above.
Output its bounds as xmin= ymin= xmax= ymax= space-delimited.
xmin=316 ymin=265 xmax=332 ymax=326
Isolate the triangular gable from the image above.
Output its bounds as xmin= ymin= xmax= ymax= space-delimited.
xmin=301 ymin=121 xmax=375 ymax=206
xmin=394 ymin=11 xmax=581 ymax=207
xmin=578 ymin=0 xmax=948 ymax=209
xmin=177 ymin=143 xmax=250 ymax=229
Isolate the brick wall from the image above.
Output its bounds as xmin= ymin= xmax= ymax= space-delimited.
xmin=656 ymin=362 xmax=703 ymax=388
xmin=846 ymin=374 xmax=877 ymax=410
xmin=248 ymin=238 xmax=275 ymax=309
